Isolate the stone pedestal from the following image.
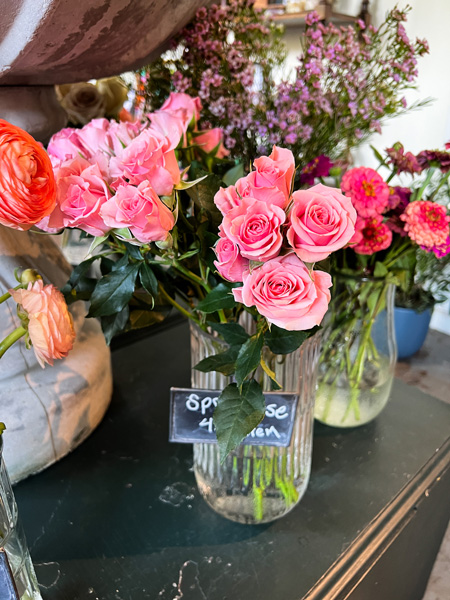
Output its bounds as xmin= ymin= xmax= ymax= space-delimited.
xmin=0 ymin=228 xmax=112 ymax=483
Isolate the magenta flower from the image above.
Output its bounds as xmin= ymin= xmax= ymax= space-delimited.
xmin=299 ymin=155 xmax=333 ymax=185
xmin=416 ymin=149 xmax=450 ymax=173
xmin=341 ymin=167 xmax=390 ymax=218
xmin=401 ymin=201 xmax=450 ymax=250
xmin=352 ymin=216 xmax=393 ymax=255
xmin=386 ymin=143 xmax=422 ymax=175
xmin=424 ymin=236 xmax=450 ymax=258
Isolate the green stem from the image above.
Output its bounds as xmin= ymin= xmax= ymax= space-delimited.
xmin=0 ymin=326 xmax=27 ymax=359
xmin=428 ymin=171 xmax=450 ymax=202
xmin=159 ymin=285 xmax=200 ymax=325
xmin=0 ymin=284 xmax=22 ymax=304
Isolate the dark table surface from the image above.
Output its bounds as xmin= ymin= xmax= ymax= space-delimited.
xmin=13 ymin=320 xmax=450 ymax=600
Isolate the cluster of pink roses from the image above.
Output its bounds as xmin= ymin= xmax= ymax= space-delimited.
xmin=40 ymin=93 xmax=228 ymax=243
xmin=341 ymin=166 xmax=450 ymax=257
xmin=213 ymin=146 xmax=357 ymax=331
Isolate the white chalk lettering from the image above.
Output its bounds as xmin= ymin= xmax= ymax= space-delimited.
xmin=186 ymin=394 xmax=200 ymax=411
xmin=199 ymin=417 xmax=214 ymax=433
xmin=265 ymin=426 xmax=281 ymax=438
xmin=200 ymin=396 xmax=218 ymax=415
xmin=275 ymin=405 xmax=288 ymax=419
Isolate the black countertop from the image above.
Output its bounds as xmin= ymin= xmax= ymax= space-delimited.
xmin=13 ymin=321 xmax=450 ymax=600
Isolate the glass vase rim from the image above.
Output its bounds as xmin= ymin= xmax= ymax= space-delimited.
xmin=189 ymin=319 xmax=322 ymax=347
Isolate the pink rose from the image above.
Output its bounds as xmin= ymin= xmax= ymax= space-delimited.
xmin=148 ymin=110 xmax=185 ymax=151
xmin=10 ymin=280 xmax=75 ymax=367
xmin=109 ymin=128 xmax=180 ymax=196
xmin=232 ymin=254 xmax=332 ymax=331
xmin=75 ymin=118 xmax=111 ymax=158
xmin=47 ymin=158 xmax=111 ymax=236
xmin=341 ymin=167 xmax=389 ymax=218
xmin=194 ymin=128 xmax=229 ymax=158
xmin=47 ymin=127 xmax=85 ymax=164
xmin=214 ymin=235 xmax=249 ymax=282
xmin=100 ymin=181 xmax=175 ymax=243
xmin=214 ymin=186 xmax=241 ymax=216
xmin=221 ymin=198 xmax=286 ymax=261
xmin=253 ymin=145 xmax=295 ymax=199
xmin=213 ymin=172 xmax=288 ymax=216
xmin=286 ymin=184 xmax=357 ymax=262
xmin=160 ymin=92 xmax=202 ymax=132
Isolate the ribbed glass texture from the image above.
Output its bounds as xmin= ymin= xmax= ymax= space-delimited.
xmin=190 ymin=321 xmax=321 ymax=524
xmin=0 ymin=442 xmax=42 ymax=599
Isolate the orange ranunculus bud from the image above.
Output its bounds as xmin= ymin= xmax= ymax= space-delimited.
xmin=0 ymin=119 xmax=56 ymax=230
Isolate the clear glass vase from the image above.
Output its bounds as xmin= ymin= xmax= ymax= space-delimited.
xmin=315 ymin=275 xmax=397 ymax=428
xmin=0 ymin=439 xmax=42 ymax=599
xmin=190 ymin=321 xmax=321 ymax=524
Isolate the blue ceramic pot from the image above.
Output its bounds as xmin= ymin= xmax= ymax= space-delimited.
xmin=394 ymin=306 xmax=433 ymax=359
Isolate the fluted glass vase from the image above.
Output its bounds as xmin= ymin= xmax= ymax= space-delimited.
xmin=315 ymin=275 xmax=397 ymax=428
xmin=0 ymin=439 xmax=42 ymax=599
xmin=190 ymin=321 xmax=321 ymax=524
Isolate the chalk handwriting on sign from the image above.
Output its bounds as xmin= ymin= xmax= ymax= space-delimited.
xmin=169 ymin=388 xmax=299 ymax=447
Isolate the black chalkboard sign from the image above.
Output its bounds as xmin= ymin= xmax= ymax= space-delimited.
xmin=0 ymin=549 xmax=19 ymax=600
xmin=169 ymin=387 xmax=298 ymax=447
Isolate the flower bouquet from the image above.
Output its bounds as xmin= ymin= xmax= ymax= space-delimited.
xmin=311 ymin=144 xmax=450 ymax=427
xmin=142 ymin=3 xmax=429 ymax=165
xmin=18 ymin=91 xmax=358 ymax=521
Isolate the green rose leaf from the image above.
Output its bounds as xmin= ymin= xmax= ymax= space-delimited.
xmin=235 ymin=333 xmax=264 ymax=387
xmin=222 ymin=163 xmax=244 ymax=187
xmin=196 ymin=283 xmax=238 ymax=313
xmin=265 ymin=325 xmax=310 ymax=354
xmin=374 ymin=261 xmax=388 ymax=278
xmin=101 ymin=305 xmax=130 ymax=345
xmin=88 ymin=263 xmax=140 ymax=317
xmin=62 ymin=255 xmax=98 ymax=293
xmin=214 ymin=380 xmax=265 ymax=462
xmin=194 ymin=345 xmax=240 ymax=376
xmin=139 ymin=262 xmax=158 ymax=298
xmin=208 ymin=322 xmax=250 ymax=346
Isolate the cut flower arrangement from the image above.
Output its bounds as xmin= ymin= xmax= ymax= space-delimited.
xmin=27 ymin=93 xmax=358 ymax=462
xmin=310 ymin=143 xmax=450 ymax=427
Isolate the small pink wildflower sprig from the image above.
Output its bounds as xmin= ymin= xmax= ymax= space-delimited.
xmin=212 ymin=145 xmax=357 ymax=331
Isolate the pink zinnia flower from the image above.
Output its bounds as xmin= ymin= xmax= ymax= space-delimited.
xmin=341 ymin=167 xmax=390 ymax=218
xmin=352 ymin=216 xmax=393 ymax=255
xmin=422 ymin=236 xmax=450 ymax=258
xmin=400 ymin=201 xmax=450 ymax=250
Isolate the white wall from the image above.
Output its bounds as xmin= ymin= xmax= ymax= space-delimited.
xmin=283 ymin=0 xmax=450 ymax=332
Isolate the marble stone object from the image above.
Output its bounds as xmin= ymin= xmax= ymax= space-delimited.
xmin=0 ymin=0 xmax=209 ymax=141
xmin=0 ymin=228 xmax=112 ymax=483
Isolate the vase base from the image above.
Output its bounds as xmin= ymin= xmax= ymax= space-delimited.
xmin=195 ymin=470 xmax=310 ymax=525
xmin=315 ymin=377 xmax=393 ymax=428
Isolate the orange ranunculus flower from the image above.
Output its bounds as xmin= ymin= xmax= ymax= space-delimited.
xmin=10 ymin=280 xmax=75 ymax=367
xmin=0 ymin=119 xmax=56 ymax=230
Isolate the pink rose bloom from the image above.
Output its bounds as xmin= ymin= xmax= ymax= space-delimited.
xmin=10 ymin=280 xmax=75 ymax=367
xmin=400 ymin=200 xmax=450 ymax=249
xmin=214 ymin=235 xmax=249 ymax=282
xmin=232 ymin=254 xmax=332 ymax=331
xmin=105 ymin=119 xmax=143 ymax=157
xmin=253 ymin=145 xmax=295 ymax=199
xmin=100 ymin=181 xmax=175 ymax=243
xmin=47 ymin=127 xmax=85 ymax=164
xmin=75 ymin=118 xmax=111 ymax=158
xmin=286 ymin=183 xmax=357 ymax=263
xmin=221 ymin=198 xmax=286 ymax=261
xmin=46 ymin=158 xmax=111 ymax=236
xmin=148 ymin=110 xmax=185 ymax=151
xmin=194 ymin=128 xmax=229 ymax=158
xmin=341 ymin=167 xmax=390 ymax=218
xmin=214 ymin=186 xmax=241 ymax=216
xmin=160 ymin=92 xmax=202 ymax=132
xmin=109 ymin=128 xmax=180 ymax=196
xmin=352 ymin=216 xmax=393 ymax=255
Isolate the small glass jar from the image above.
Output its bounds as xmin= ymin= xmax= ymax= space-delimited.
xmin=315 ymin=274 xmax=397 ymax=428
xmin=0 ymin=438 xmax=42 ymax=599
xmin=190 ymin=321 xmax=321 ymax=524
